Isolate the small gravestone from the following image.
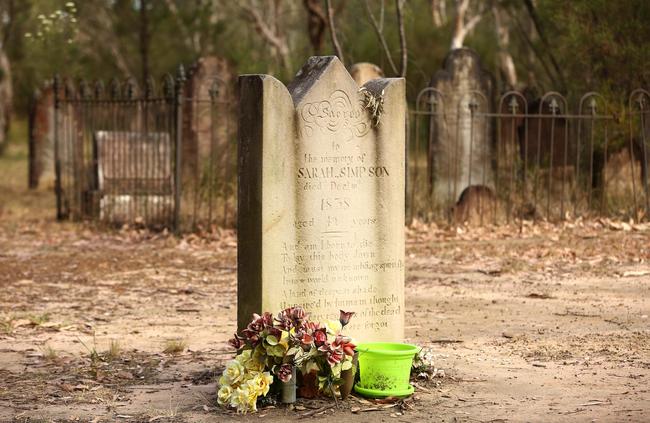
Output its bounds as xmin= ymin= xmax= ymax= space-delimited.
xmin=182 ymin=56 xmax=235 ymax=181
xmin=94 ymin=131 xmax=173 ymax=224
xmin=28 ymin=84 xmax=55 ymax=189
xmin=430 ymin=48 xmax=494 ymax=209
xmin=349 ymin=62 xmax=384 ymax=86
xmin=238 ymin=56 xmax=405 ymax=342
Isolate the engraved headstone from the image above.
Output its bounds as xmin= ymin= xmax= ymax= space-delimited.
xmin=238 ymin=56 xmax=405 ymax=342
xmin=182 ymin=56 xmax=236 ymax=181
xmin=430 ymin=48 xmax=494 ymax=208
xmin=28 ymin=84 xmax=55 ymax=189
xmin=94 ymin=131 xmax=173 ymax=224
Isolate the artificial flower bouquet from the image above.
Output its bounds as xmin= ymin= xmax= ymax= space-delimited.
xmin=217 ymin=307 xmax=356 ymax=413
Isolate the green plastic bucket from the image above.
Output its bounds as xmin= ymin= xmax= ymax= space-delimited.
xmin=353 ymin=342 xmax=419 ymax=398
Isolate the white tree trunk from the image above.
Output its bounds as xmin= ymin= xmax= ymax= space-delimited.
xmin=431 ymin=0 xmax=447 ymax=27
xmin=450 ymin=0 xmax=481 ymax=50
xmin=492 ymin=5 xmax=517 ymax=88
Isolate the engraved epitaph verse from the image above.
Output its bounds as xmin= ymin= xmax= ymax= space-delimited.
xmin=278 ymin=88 xmax=403 ymax=336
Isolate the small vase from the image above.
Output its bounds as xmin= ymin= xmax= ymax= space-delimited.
xmin=339 ymin=353 xmax=358 ymax=399
xmin=280 ymin=367 xmax=297 ymax=404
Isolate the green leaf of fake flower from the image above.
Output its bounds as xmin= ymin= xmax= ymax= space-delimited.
xmin=265 ymin=335 xmax=279 ymax=346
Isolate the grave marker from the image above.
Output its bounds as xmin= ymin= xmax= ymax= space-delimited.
xmin=238 ymin=56 xmax=405 ymax=342
xmin=94 ymin=131 xmax=173 ymax=224
xmin=430 ymin=48 xmax=494 ymax=206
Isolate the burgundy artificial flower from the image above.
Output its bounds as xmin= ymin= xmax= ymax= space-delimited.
xmin=335 ymin=335 xmax=356 ymax=357
xmin=313 ymin=328 xmax=327 ymax=346
xmin=267 ymin=326 xmax=282 ymax=340
xmin=261 ymin=312 xmax=274 ymax=328
xmin=318 ymin=342 xmax=344 ymax=366
xmin=275 ymin=308 xmax=294 ymax=330
xmin=339 ymin=310 xmax=355 ymax=327
xmin=291 ymin=307 xmax=306 ymax=321
xmin=301 ymin=332 xmax=314 ymax=349
xmin=277 ymin=363 xmax=293 ymax=382
xmin=303 ymin=321 xmax=321 ymax=333
xmin=228 ymin=333 xmax=244 ymax=350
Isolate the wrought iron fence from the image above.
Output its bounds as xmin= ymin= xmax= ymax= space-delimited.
xmin=53 ymin=66 xmax=648 ymax=231
xmin=407 ymin=88 xmax=650 ymax=225
xmin=53 ymin=66 xmax=236 ymax=232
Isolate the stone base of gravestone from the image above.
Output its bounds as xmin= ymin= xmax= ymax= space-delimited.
xmin=238 ymin=56 xmax=405 ymax=343
xmin=430 ymin=48 xmax=494 ymax=212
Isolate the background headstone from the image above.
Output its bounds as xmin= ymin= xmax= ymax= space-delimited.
xmin=94 ymin=131 xmax=173 ymax=224
xmin=238 ymin=56 xmax=405 ymax=342
xmin=349 ymin=62 xmax=384 ymax=86
xmin=430 ymin=48 xmax=494 ymax=209
xmin=182 ymin=56 xmax=236 ymax=182
xmin=28 ymin=84 xmax=55 ymax=189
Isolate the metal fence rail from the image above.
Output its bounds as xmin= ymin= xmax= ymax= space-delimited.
xmin=53 ymin=68 xmax=648 ymax=231
xmin=53 ymin=66 xmax=236 ymax=232
xmin=408 ymin=88 xmax=650 ymax=225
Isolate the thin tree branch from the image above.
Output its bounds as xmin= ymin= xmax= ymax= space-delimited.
xmin=239 ymin=1 xmax=292 ymax=73
xmin=325 ymin=0 xmax=344 ymax=65
xmin=522 ymin=0 xmax=566 ymax=91
xmin=507 ymin=7 xmax=557 ymax=89
xmin=363 ymin=0 xmax=398 ymax=75
xmin=164 ymin=0 xmax=197 ymax=53
xmin=396 ymin=0 xmax=407 ymax=77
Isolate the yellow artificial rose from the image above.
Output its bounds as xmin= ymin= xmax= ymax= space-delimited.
xmin=247 ymin=371 xmax=273 ymax=396
xmin=245 ymin=381 xmax=260 ymax=411
xmin=235 ymin=349 xmax=252 ymax=363
xmin=229 ymin=386 xmax=249 ymax=413
xmin=230 ymin=385 xmax=257 ymax=413
xmin=217 ymin=384 xmax=233 ymax=406
xmin=223 ymin=359 xmax=245 ymax=385
xmin=324 ymin=320 xmax=342 ymax=341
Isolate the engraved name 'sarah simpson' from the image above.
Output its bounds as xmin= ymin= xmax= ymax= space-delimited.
xmin=299 ymin=90 xmax=371 ymax=140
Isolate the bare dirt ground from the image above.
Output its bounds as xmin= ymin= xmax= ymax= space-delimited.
xmin=1 ymin=139 xmax=649 ymax=422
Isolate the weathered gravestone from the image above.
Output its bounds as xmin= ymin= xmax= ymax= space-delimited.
xmin=238 ymin=56 xmax=405 ymax=342
xmin=430 ymin=48 xmax=494 ymax=211
xmin=28 ymin=84 xmax=55 ymax=189
xmin=94 ymin=131 xmax=173 ymax=225
xmin=182 ymin=56 xmax=236 ymax=182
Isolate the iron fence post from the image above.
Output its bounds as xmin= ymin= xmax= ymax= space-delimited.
xmin=173 ymin=65 xmax=185 ymax=233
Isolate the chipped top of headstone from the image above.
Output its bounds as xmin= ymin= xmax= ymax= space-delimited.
xmin=287 ymin=56 xmax=359 ymax=106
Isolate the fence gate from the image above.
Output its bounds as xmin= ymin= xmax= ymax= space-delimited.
xmin=53 ymin=66 xmax=236 ymax=232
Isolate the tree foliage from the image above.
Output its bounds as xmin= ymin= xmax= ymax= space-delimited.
xmin=3 ymin=0 xmax=649 ymax=115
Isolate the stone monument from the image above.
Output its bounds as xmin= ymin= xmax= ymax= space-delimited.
xmin=238 ymin=56 xmax=405 ymax=342
xmin=430 ymin=48 xmax=494 ymax=209
xmin=28 ymin=84 xmax=55 ymax=189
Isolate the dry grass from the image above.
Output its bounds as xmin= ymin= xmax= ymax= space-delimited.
xmin=28 ymin=313 xmax=50 ymax=326
xmin=162 ymin=339 xmax=187 ymax=355
xmin=107 ymin=339 xmax=122 ymax=361
xmin=41 ymin=344 xmax=58 ymax=361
